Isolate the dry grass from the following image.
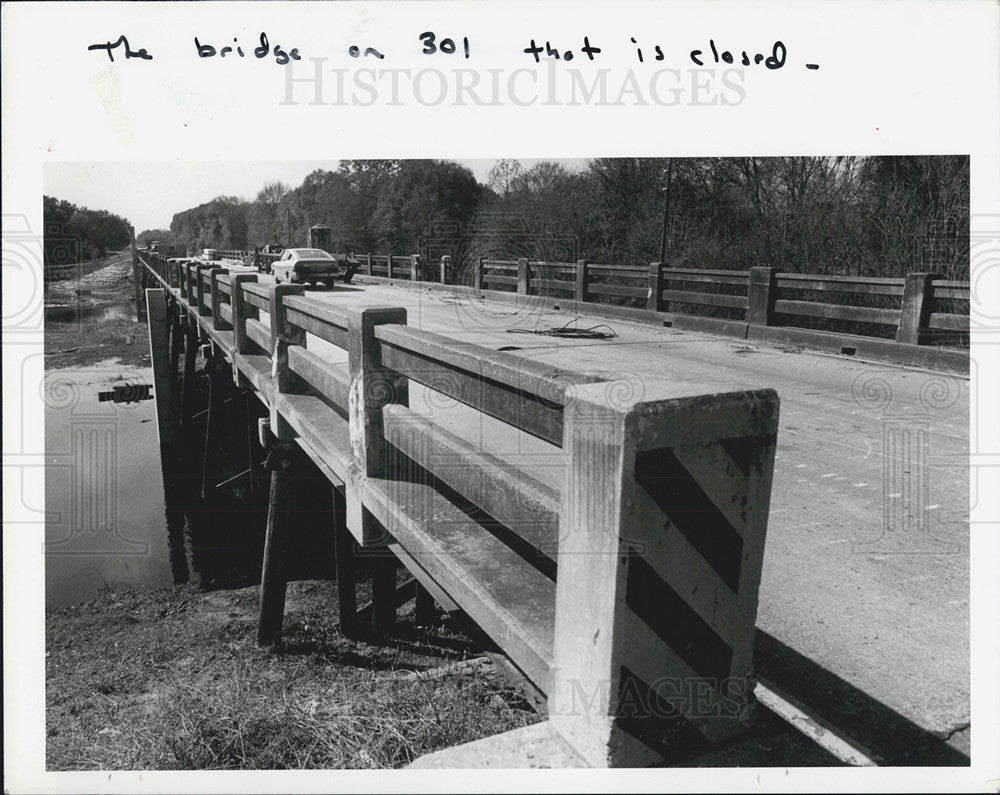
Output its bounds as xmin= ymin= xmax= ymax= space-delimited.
xmin=46 ymin=581 xmax=539 ymax=770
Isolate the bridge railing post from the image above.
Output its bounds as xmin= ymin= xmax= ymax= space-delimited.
xmin=517 ymin=258 xmax=530 ymax=296
xmin=194 ymin=264 xmax=215 ymax=316
xmin=896 ymin=271 xmax=940 ymax=345
xmin=548 ymin=381 xmax=780 ymax=767
xmin=411 ymin=254 xmax=421 ymax=283
xmin=575 ymin=260 xmax=589 ymax=303
xmin=231 ymin=273 xmax=260 ymax=356
xmin=387 ymin=253 xmax=395 ymax=280
xmin=474 ymin=257 xmax=484 ymax=291
xmin=440 ymin=255 xmax=451 ymax=285
xmin=209 ymin=268 xmax=229 ymax=330
xmin=365 ymin=253 xmax=373 ymax=276
xmin=345 ymin=306 xmax=409 ymax=546
xmin=747 ymin=266 xmax=779 ymax=326
xmin=646 ymin=262 xmax=664 ymax=312
xmin=268 ymin=284 xmax=307 ymax=439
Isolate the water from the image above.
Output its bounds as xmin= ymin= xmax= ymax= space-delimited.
xmin=44 ymin=368 xmax=174 ymax=607
xmin=44 ymin=301 xmax=136 ymax=324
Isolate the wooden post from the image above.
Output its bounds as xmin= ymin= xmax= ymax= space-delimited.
xmin=333 ymin=485 xmax=365 ymax=639
xmin=440 ymin=255 xmax=451 ymax=285
xmin=387 ymin=254 xmax=394 ymax=280
xmin=410 ymin=254 xmax=421 ymax=283
xmin=371 ymin=550 xmax=398 ymax=634
xmin=257 ymin=442 xmax=299 ymax=646
xmin=474 ymin=257 xmax=484 ymax=291
xmin=747 ymin=266 xmax=779 ymax=326
xmin=200 ymin=354 xmax=228 ymax=499
xmin=231 ymin=273 xmax=260 ymax=355
xmin=210 ymin=269 xmax=230 ymax=330
xmin=548 ymin=381 xmax=780 ymax=766
xmin=345 ymin=306 xmax=409 ymax=545
xmin=415 ymin=584 xmax=436 ymax=626
xmin=896 ymin=272 xmax=939 ymax=345
xmin=268 ymin=283 xmax=307 ymax=439
xmin=366 ymin=253 xmax=373 ymax=276
xmin=145 ymin=288 xmax=176 ymax=447
xmin=179 ymin=325 xmax=199 ymax=428
xmin=646 ymin=262 xmax=664 ymax=312
xmin=575 ymin=260 xmax=589 ymax=303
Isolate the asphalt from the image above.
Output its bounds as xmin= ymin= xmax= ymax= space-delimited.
xmin=269 ymin=278 xmax=970 ymax=762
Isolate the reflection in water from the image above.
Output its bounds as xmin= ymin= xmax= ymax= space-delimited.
xmin=47 ymin=348 xmax=337 ymax=608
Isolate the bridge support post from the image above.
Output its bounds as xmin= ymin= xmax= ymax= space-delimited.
xmin=345 ymin=306 xmax=409 ymax=547
xmin=145 ymin=288 xmax=177 ymax=447
xmin=200 ymin=354 xmax=228 ymax=499
xmin=748 ymin=267 xmax=779 ymax=326
xmin=179 ymin=325 xmax=200 ymax=428
xmin=517 ymin=258 xmax=530 ymax=296
xmin=896 ymin=272 xmax=940 ymax=345
xmin=257 ymin=440 xmax=301 ymax=647
xmin=548 ymin=381 xmax=780 ymax=767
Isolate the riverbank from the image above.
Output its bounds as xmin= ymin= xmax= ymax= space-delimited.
xmin=45 ymin=253 xmax=151 ymax=369
xmin=46 ymin=579 xmax=539 ymax=770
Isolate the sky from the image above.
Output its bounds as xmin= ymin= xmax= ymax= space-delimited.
xmin=43 ymin=159 xmax=588 ymax=234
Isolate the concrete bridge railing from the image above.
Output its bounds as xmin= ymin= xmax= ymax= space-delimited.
xmin=352 ymin=254 xmax=969 ymax=372
xmin=138 ymin=250 xmax=782 ymax=766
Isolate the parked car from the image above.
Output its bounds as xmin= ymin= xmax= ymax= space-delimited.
xmin=272 ymin=248 xmax=360 ymax=287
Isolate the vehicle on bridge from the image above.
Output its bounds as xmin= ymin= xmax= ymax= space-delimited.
xmin=272 ymin=248 xmax=360 ymax=287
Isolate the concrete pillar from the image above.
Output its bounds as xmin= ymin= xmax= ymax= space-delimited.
xmin=231 ymin=273 xmax=260 ymax=356
xmin=517 ymin=258 xmax=530 ymax=296
xmin=209 ymin=268 xmax=229 ymax=330
xmin=345 ymin=306 xmax=409 ymax=545
xmin=646 ymin=262 xmax=663 ymax=312
xmin=747 ymin=267 xmax=779 ymax=326
xmin=548 ymin=381 xmax=780 ymax=766
xmin=194 ymin=263 xmax=215 ymax=315
xmin=896 ymin=272 xmax=940 ymax=345
xmin=575 ymin=260 xmax=589 ymax=303
xmin=268 ymin=283 xmax=307 ymax=439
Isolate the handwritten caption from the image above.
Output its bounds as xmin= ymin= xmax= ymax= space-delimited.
xmin=87 ymin=31 xmax=820 ymax=70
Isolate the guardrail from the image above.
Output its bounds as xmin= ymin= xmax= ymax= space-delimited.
xmin=138 ymin=250 xmax=782 ymax=766
xmin=349 ymin=255 xmax=969 ymax=371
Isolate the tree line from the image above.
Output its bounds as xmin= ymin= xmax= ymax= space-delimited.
xmin=43 ymin=196 xmax=132 ymax=267
xmin=146 ymin=156 xmax=970 ymax=281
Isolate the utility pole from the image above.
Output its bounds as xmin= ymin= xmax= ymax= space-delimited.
xmin=658 ymin=162 xmax=673 ymax=265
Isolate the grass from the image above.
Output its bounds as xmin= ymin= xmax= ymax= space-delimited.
xmin=46 ymin=581 xmax=540 ymax=770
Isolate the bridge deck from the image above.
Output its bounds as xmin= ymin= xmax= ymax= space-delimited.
xmin=294 ymin=278 xmax=970 ymax=755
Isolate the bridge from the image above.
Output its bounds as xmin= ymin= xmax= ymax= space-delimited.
xmin=135 ymin=249 xmax=969 ymax=767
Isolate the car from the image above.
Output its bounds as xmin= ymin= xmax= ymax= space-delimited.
xmin=271 ymin=248 xmax=360 ymax=287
